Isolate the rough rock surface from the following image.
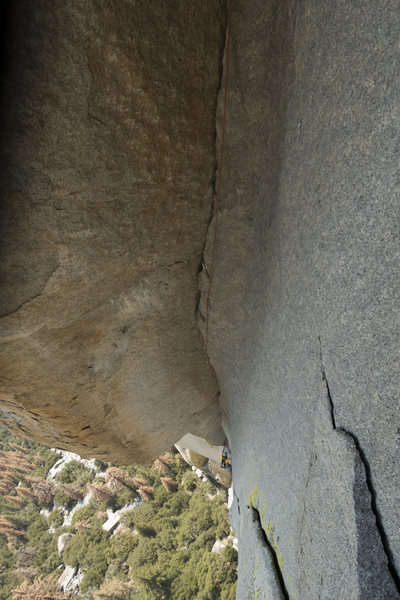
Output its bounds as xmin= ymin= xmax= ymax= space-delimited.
xmin=57 ymin=533 xmax=74 ymax=558
xmin=0 ymin=1 xmax=227 ymax=463
xmin=200 ymin=0 xmax=400 ymax=598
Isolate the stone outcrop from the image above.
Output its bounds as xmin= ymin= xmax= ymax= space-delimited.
xmin=57 ymin=533 xmax=74 ymax=558
xmin=0 ymin=1 xmax=227 ymax=463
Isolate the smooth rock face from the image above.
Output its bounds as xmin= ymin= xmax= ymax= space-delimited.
xmin=202 ymin=0 xmax=400 ymax=598
xmin=0 ymin=1 xmax=226 ymax=463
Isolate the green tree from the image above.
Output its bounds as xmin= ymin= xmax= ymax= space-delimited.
xmin=0 ymin=533 xmax=20 ymax=600
xmin=107 ymin=530 xmax=139 ymax=564
xmin=55 ymin=460 xmax=94 ymax=487
xmin=127 ymin=537 xmax=158 ymax=571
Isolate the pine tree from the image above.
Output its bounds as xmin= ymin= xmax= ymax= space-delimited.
xmin=14 ymin=566 xmax=38 ymax=581
xmin=130 ymin=477 xmax=148 ymax=488
xmin=12 ymin=574 xmax=71 ymax=599
xmin=153 ymin=458 xmax=170 ymax=475
xmin=55 ymin=483 xmax=84 ymax=502
xmin=93 ymin=579 xmax=136 ymax=600
xmin=74 ymin=520 xmax=90 ymax=531
xmin=86 ymin=482 xmax=113 ymax=502
xmin=5 ymin=495 xmax=26 ymax=507
xmin=137 ymin=485 xmax=154 ymax=501
xmin=105 ymin=468 xmax=138 ymax=493
xmin=16 ymin=547 xmax=38 ymax=568
xmin=24 ymin=477 xmax=55 ymax=505
xmin=160 ymin=477 xmax=178 ymax=493
xmin=16 ymin=487 xmax=36 ymax=501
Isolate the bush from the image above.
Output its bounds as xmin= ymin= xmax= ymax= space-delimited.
xmin=0 ymin=534 xmax=19 ymax=600
xmin=71 ymin=501 xmax=97 ymax=527
xmin=110 ymin=486 xmax=135 ymax=511
xmin=55 ymin=460 xmax=94 ymax=487
xmin=94 ymin=459 xmax=108 ymax=472
xmin=165 ymin=490 xmax=189 ymax=516
xmin=47 ymin=509 xmax=64 ymax=528
xmin=26 ymin=514 xmax=48 ymax=546
xmin=223 ymin=544 xmax=238 ymax=566
xmin=107 ymin=530 xmax=139 ymax=564
xmin=79 ymin=547 xmax=108 ymax=593
xmin=127 ymin=537 xmax=158 ymax=571
xmin=182 ymin=472 xmax=197 ymax=492
xmin=121 ymin=503 xmax=155 ymax=529
xmin=54 ymin=490 xmax=76 ymax=511
xmin=93 ymin=579 xmax=136 ymax=600
xmin=135 ymin=523 xmax=157 ymax=538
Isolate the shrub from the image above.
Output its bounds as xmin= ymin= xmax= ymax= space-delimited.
xmin=54 ymin=490 xmax=76 ymax=511
xmin=223 ymin=544 xmax=238 ymax=566
xmin=55 ymin=460 xmax=94 ymax=487
xmin=11 ymin=574 xmax=71 ymax=600
xmin=70 ymin=501 xmax=97 ymax=528
xmin=121 ymin=503 xmax=155 ymax=529
xmin=107 ymin=530 xmax=139 ymax=564
xmin=182 ymin=472 xmax=197 ymax=492
xmin=0 ymin=535 xmax=19 ymax=600
xmin=47 ymin=509 xmax=64 ymax=528
xmin=94 ymin=459 xmax=108 ymax=472
xmin=26 ymin=515 xmax=48 ymax=546
xmin=127 ymin=537 xmax=158 ymax=571
xmin=93 ymin=579 xmax=136 ymax=600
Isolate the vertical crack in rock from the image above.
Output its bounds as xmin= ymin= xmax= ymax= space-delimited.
xmin=318 ymin=337 xmax=400 ymax=595
xmin=251 ymin=506 xmax=289 ymax=600
xmin=196 ymin=7 xmax=228 ymax=327
xmin=234 ymin=488 xmax=241 ymax=514
xmin=86 ymin=58 xmax=108 ymax=127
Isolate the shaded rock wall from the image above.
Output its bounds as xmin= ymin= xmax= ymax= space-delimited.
xmin=0 ymin=0 xmax=227 ymax=463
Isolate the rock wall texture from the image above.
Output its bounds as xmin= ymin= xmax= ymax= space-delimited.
xmin=200 ymin=0 xmax=400 ymax=598
xmin=0 ymin=1 xmax=227 ymax=464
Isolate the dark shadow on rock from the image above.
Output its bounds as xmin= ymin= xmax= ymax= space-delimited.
xmin=353 ymin=453 xmax=399 ymax=599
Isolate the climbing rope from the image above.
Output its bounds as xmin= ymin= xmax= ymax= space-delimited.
xmin=205 ymin=0 xmax=233 ymax=350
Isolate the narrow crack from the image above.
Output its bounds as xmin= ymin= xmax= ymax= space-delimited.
xmin=318 ymin=336 xmax=400 ymax=595
xmin=195 ymin=8 xmax=228 ymax=330
xmin=0 ymin=292 xmax=42 ymax=319
xmin=234 ymin=488 xmax=241 ymax=514
xmin=86 ymin=58 xmax=108 ymax=127
xmin=251 ymin=506 xmax=289 ymax=600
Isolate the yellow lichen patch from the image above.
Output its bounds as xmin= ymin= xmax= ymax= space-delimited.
xmin=248 ymin=483 xmax=259 ymax=507
xmin=246 ymin=472 xmax=299 ymax=599
xmin=248 ymin=563 xmax=262 ymax=600
xmin=246 ymin=485 xmax=299 ymax=600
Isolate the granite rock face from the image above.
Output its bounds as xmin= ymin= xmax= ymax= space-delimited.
xmin=0 ymin=1 xmax=227 ymax=463
xmin=58 ymin=533 xmax=74 ymax=558
xmin=202 ymin=0 xmax=400 ymax=598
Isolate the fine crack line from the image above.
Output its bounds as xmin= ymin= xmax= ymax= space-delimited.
xmin=0 ymin=292 xmax=42 ymax=319
xmin=86 ymin=58 xmax=108 ymax=127
xmin=250 ymin=506 xmax=289 ymax=600
xmin=318 ymin=336 xmax=400 ymax=595
xmin=234 ymin=488 xmax=241 ymax=514
xmin=318 ymin=336 xmax=336 ymax=429
xmin=195 ymin=6 xmax=228 ymax=334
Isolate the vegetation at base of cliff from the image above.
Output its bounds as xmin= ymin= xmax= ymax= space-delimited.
xmin=0 ymin=425 xmax=237 ymax=599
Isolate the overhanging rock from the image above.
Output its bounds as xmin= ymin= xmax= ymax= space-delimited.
xmin=0 ymin=1 xmax=227 ymax=464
